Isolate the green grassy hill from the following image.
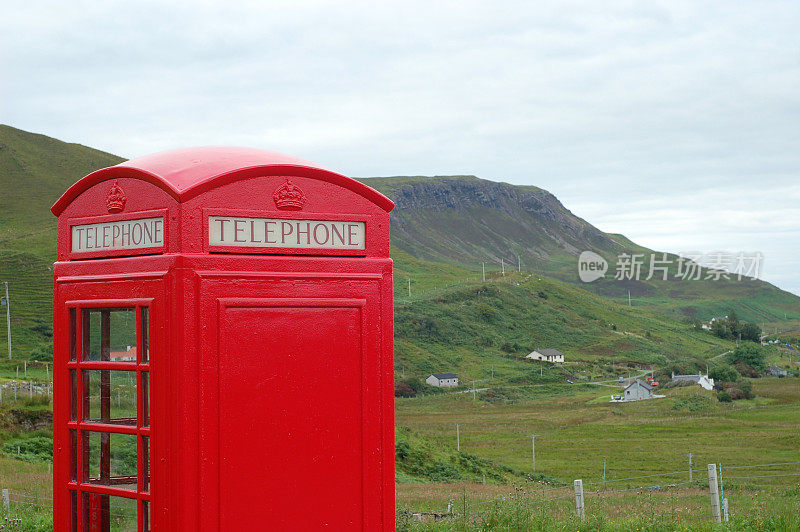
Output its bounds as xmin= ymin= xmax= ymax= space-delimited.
xmin=0 ymin=125 xmax=124 ymax=357
xmin=393 ymin=269 xmax=734 ymax=386
xmin=359 ymin=175 xmax=800 ymax=323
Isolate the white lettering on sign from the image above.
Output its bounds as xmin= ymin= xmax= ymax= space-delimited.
xmin=209 ymin=216 xmax=365 ymax=250
xmin=71 ymin=218 xmax=164 ymax=253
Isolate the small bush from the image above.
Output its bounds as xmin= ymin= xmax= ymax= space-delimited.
xmin=395 ymin=440 xmax=410 ymax=461
xmin=2 ymin=436 xmax=52 ymax=463
xmin=718 ymin=391 xmax=733 ymax=402
xmin=709 ymin=364 xmax=739 ymax=383
xmin=672 ymin=394 xmax=712 ymax=411
xmin=423 ymin=460 xmax=461 ymax=481
xmin=735 ymin=362 xmax=761 ymax=378
xmin=395 ymin=382 xmax=415 ymax=398
xmin=726 ymin=388 xmax=746 ymax=400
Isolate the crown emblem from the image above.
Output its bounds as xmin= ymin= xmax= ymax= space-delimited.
xmin=106 ymin=181 xmax=127 ymax=213
xmin=273 ymin=178 xmax=306 ymax=210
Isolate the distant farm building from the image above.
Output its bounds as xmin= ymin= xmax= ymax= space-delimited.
xmin=765 ymin=365 xmax=788 ymax=377
xmin=110 ymin=345 xmax=136 ymax=362
xmin=623 ymin=379 xmax=653 ymax=401
xmin=526 ymin=348 xmax=565 ymax=363
xmin=426 ymin=373 xmax=459 ymax=387
xmin=671 ymin=373 xmax=715 ymax=391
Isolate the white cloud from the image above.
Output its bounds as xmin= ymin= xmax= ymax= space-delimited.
xmin=1 ymin=0 xmax=798 ymax=293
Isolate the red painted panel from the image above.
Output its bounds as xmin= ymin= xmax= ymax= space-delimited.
xmin=218 ymin=303 xmax=363 ymax=529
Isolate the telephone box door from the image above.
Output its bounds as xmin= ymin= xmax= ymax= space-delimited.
xmin=196 ymin=271 xmax=388 ymax=530
xmin=53 ymin=276 xmax=165 ymax=531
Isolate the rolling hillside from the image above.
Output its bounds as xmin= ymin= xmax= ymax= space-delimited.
xmin=360 ymin=175 xmax=800 ymax=323
xmin=0 ymin=124 xmax=797 ymax=365
xmin=0 ymin=125 xmax=124 ymax=354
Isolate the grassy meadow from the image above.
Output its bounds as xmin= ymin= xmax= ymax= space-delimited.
xmin=394 ymin=377 xmax=800 ymax=530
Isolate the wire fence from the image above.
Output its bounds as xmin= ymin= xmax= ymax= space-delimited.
xmin=3 ymin=460 xmax=799 ymax=525
xmin=402 ymin=460 xmax=800 ymax=525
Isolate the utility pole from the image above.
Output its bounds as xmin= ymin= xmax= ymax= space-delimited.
xmin=3 ymin=282 xmax=10 ymax=360
xmin=482 ymin=262 xmax=486 ymax=282
xmin=528 ymin=434 xmax=540 ymax=473
xmin=627 ymin=290 xmax=631 ymax=306
xmin=454 ymin=423 xmax=462 ymax=452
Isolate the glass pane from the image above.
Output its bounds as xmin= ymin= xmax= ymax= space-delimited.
xmin=82 ymin=493 xmax=137 ymax=532
xmin=84 ymin=370 xmax=137 ymax=425
xmin=70 ymin=490 xmax=77 ymax=532
xmin=83 ymin=308 xmax=137 ymax=362
xmin=70 ymin=370 xmax=77 ymax=421
xmin=140 ymin=308 xmax=149 ymax=363
xmin=70 ymin=308 xmax=77 ymax=361
xmin=141 ymin=372 xmax=150 ymax=427
xmin=141 ymin=436 xmax=150 ymax=492
xmin=83 ymin=431 xmax=138 ymax=490
xmin=70 ymin=430 xmax=77 ymax=481
xmin=141 ymin=500 xmax=150 ymax=532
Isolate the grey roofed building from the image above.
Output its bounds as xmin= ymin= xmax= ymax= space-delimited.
xmin=623 ymin=379 xmax=653 ymax=401
xmin=671 ymin=373 xmax=715 ymax=391
xmin=765 ymin=365 xmax=788 ymax=376
xmin=525 ymin=348 xmax=565 ymax=363
xmin=426 ymin=373 xmax=459 ymax=387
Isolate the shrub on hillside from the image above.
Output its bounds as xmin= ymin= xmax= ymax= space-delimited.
xmin=2 ymin=436 xmax=52 ymax=463
xmin=709 ymin=364 xmax=739 ymax=383
xmin=395 ymin=440 xmax=411 ymax=461
xmin=717 ymin=379 xmax=753 ymax=400
xmin=423 ymin=460 xmax=461 ymax=482
xmin=718 ymin=391 xmax=733 ymax=403
xmin=726 ymin=388 xmax=747 ymax=400
xmin=727 ymin=343 xmax=767 ymax=372
xmin=476 ymin=302 xmax=497 ymax=321
xmin=395 ymin=382 xmax=416 ymax=398
xmin=29 ymin=343 xmax=53 ymax=362
xmin=672 ymin=394 xmax=712 ymax=411
xmin=735 ymin=362 xmax=761 ymax=378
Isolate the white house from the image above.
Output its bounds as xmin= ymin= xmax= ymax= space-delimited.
xmin=426 ymin=373 xmax=459 ymax=387
xmin=671 ymin=373 xmax=715 ymax=391
xmin=526 ymin=348 xmax=565 ymax=363
xmin=110 ymin=345 xmax=136 ymax=362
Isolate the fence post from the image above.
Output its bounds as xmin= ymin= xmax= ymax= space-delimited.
xmin=722 ymin=497 xmax=729 ymax=522
xmin=708 ymin=463 xmax=721 ymax=523
xmin=2 ymin=488 xmax=9 ymax=511
xmin=574 ymin=479 xmax=585 ymax=521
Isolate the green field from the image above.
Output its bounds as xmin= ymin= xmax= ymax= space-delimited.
xmin=393 ymin=377 xmax=800 ymax=530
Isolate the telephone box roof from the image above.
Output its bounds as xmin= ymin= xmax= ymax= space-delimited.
xmin=51 ymin=146 xmax=394 ymax=215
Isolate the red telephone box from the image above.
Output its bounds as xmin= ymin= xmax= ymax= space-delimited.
xmin=51 ymin=147 xmax=395 ymax=530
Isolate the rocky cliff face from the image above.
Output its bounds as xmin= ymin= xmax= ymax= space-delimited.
xmin=362 ymin=176 xmax=624 ymax=271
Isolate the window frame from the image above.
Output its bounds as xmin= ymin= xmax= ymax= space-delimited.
xmin=65 ymin=298 xmax=153 ymax=531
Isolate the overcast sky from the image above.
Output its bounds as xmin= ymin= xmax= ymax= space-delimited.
xmin=2 ymin=1 xmax=798 ymax=294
